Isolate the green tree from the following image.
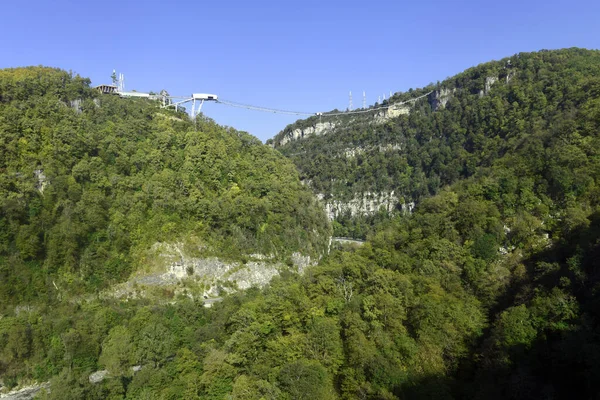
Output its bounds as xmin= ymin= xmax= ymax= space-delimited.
xmin=99 ymin=325 xmax=134 ymax=376
xmin=135 ymin=323 xmax=173 ymax=368
xmin=278 ymin=360 xmax=332 ymax=400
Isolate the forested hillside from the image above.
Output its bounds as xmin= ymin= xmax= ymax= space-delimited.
xmin=0 ymin=67 xmax=330 ymax=308
xmin=2 ymin=50 xmax=600 ymax=399
xmin=271 ymin=48 xmax=600 ymax=238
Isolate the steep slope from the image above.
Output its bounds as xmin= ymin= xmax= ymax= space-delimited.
xmin=270 ymin=48 xmax=600 ymax=238
xmin=0 ymin=67 xmax=330 ymax=307
xmin=3 ymin=50 xmax=600 ymax=399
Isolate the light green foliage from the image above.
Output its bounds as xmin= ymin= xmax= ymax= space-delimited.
xmin=231 ymin=375 xmax=281 ymax=400
xmin=495 ymin=305 xmax=538 ymax=349
xmin=98 ymin=326 xmax=134 ymax=376
xmin=199 ymin=349 xmax=237 ymax=399
xmin=0 ymin=66 xmax=330 ymax=307
xmin=125 ymin=365 xmax=170 ymax=399
xmin=278 ymin=359 xmax=332 ymax=400
xmin=304 ymin=317 xmax=344 ymax=372
xmin=0 ymin=317 xmax=31 ymax=362
xmin=38 ymin=368 xmax=88 ymax=400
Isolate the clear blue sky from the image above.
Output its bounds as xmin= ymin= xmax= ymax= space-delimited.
xmin=2 ymin=0 xmax=599 ymax=141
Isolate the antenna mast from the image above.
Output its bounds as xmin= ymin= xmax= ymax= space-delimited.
xmin=363 ymin=91 xmax=366 ymax=109
xmin=348 ymin=91 xmax=353 ymax=111
xmin=117 ymin=73 xmax=125 ymax=93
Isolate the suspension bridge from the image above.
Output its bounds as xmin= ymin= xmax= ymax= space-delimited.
xmin=214 ymin=91 xmax=432 ymax=118
xmin=95 ymin=72 xmax=432 ymax=120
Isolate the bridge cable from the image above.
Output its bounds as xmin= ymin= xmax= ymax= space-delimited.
xmin=216 ymin=99 xmax=314 ymax=116
xmin=215 ymin=91 xmax=433 ymax=117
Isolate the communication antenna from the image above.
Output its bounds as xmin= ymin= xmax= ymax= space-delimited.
xmin=363 ymin=91 xmax=366 ymax=109
xmin=118 ymin=73 xmax=125 ymax=93
xmin=378 ymin=95 xmax=381 ymax=104
xmin=349 ymin=91 xmax=353 ymax=111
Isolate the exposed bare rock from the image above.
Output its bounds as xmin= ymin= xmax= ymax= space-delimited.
xmin=108 ymin=244 xmax=316 ymax=300
xmin=278 ymin=121 xmax=337 ymax=146
xmin=373 ymin=103 xmax=411 ymax=124
xmin=0 ymin=383 xmax=50 ymax=400
xmin=34 ymin=170 xmax=47 ymax=193
xmin=485 ymin=76 xmax=498 ymax=93
xmin=480 ymin=76 xmax=499 ymax=96
xmin=89 ymin=370 xmax=109 ymax=384
xmin=431 ymin=88 xmax=455 ymax=111
xmin=318 ymin=192 xmax=398 ymax=220
xmin=316 ymin=191 xmax=415 ymax=221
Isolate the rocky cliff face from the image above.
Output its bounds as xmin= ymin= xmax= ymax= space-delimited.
xmin=372 ymin=102 xmax=412 ymax=124
xmin=272 ymin=68 xmax=513 ymax=223
xmin=277 ymin=121 xmax=337 ymax=146
xmin=0 ymin=383 xmax=50 ymax=400
xmin=273 ymin=100 xmax=417 ymax=147
xmin=109 ymin=243 xmax=316 ymax=300
xmin=318 ymin=192 xmax=414 ymax=220
xmin=430 ymin=87 xmax=455 ymax=111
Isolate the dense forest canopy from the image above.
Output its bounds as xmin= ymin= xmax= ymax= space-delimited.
xmin=272 ymin=47 xmax=600 ymax=238
xmin=2 ymin=49 xmax=600 ymax=399
xmin=0 ymin=66 xmax=330 ymax=306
